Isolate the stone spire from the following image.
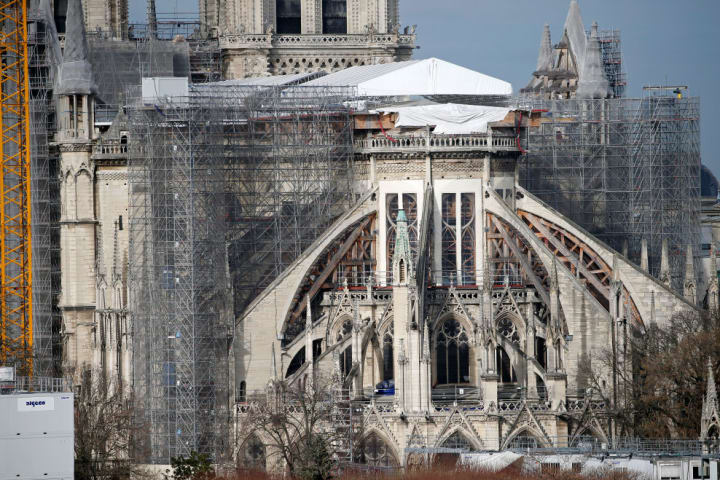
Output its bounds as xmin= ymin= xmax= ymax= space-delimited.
xmin=562 ymin=0 xmax=587 ymax=72
xmin=576 ymin=21 xmax=609 ymax=99
xmin=709 ymin=244 xmax=719 ymax=311
xmin=392 ymin=210 xmax=415 ymax=285
xmin=535 ymin=24 xmax=553 ymax=72
xmin=56 ymin=0 xmax=97 ymax=95
xmin=269 ymin=342 xmax=277 ymax=382
xmin=305 ymin=295 xmax=314 ymax=387
xmin=422 ymin=322 xmax=431 ymax=363
xmin=701 ymin=358 xmax=719 ymax=445
xmin=707 ymin=359 xmax=718 ymax=410
xmin=684 ymin=244 xmax=696 ymax=304
xmin=659 ymin=238 xmax=671 ymax=287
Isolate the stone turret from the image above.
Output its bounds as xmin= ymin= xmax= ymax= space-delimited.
xmin=57 ymin=0 xmax=99 ymax=381
xmin=57 ymin=0 xmax=96 ymax=141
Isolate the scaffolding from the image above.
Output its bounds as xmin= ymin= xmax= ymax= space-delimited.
xmin=127 ymin=84 xmax=356 ymax=463
xmin=595 ymin=29 xmax=626 ymax=98
xmin=27 ymin=5 xmax=61 ymax=376
xmin=519 ymin=95 xmax=701 ymax=291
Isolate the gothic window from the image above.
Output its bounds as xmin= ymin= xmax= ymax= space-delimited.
xmin=461 ymin=193 xmax=476 ymax=284
xmin=436 ymin=318 xmax=470 ymax=385
xmin=386 ymin=193 xmax=418 ymax=268
xmin=357 ymin=432 xmax=398 ymax=467
xmin=509 ymin=434 xmax=539 ymax=449
xmin=496 ymin=346 xmax=516 ymax=383
xmin=441 ymin=431 xmax=476 ymax=451
xmin=497 ymin=316 xmax=520 ymax=345
xmin=276 ymin=0 xmax=301 ymax=34
xmin=441 ymin=193 xmax=476 ymax=285
xmin=241 ymin=435 xmax=266 ymax=471
xmin=322 ymin=0 xmax=347 ymax=34
xmin=441 ymin=193 xmax=456 ymax=283
xmin=382 ymin=325 xmax=393 ymax=381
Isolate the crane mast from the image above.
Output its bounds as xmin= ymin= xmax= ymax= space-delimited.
xmin=0 ymin=0 xmax=33 ymax=376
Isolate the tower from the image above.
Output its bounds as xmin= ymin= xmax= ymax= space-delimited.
xmin=218 ymin=0 xmax=415 ymax=79
xmin=56 ymin=0 xmax=97 ymax=380
xmin=77 ymin=0 xmax=128 ymax=39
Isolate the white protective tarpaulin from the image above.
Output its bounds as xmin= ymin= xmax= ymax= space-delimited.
xmin=304 ymin=58 xmax=512 ymax=97
xmin=374 ymin=104 xmax=511 ymax=134
xmin=460 ymin=451 xmax=522 ymax=471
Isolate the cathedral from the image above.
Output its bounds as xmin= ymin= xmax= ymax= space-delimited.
xmin=37 ymin=0 xmax=717 ymax=470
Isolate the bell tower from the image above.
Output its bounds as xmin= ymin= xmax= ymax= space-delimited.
xmin=219 ymin=0 xmax=416 ymax=79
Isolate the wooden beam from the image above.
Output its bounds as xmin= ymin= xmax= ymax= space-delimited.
xmin=287 ymin=216 xmax=373 ymax=325
xmin=490 ymin=215 xmax=551 ymax=307
xmin=522 ymin=212 xmax=610 ymax=299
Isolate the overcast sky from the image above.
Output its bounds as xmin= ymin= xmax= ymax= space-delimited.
xmin=129 ymin=0 xmax=720 ymax=177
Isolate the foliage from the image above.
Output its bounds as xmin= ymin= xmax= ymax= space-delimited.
xmin=74 ymin=371 xmax=147 ymax=480
xmin=166 ymin=451 xmax=215 ymax=480
xmin=235 ymin=374 xmax=357 ymax=478
xmin=581 ymin=308 xmax=720 ymax=438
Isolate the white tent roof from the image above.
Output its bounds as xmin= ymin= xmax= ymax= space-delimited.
xmin=303 ymin=58 xmax=512 ymax=97
xmin=208 ymin=72 xmax=324 ymax=87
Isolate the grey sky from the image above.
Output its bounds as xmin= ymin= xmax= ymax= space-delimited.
xmin=129 ymin=0 xmax=720 ymax=177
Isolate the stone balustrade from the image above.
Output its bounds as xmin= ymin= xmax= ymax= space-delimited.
xmin=220 ymin=33 xmax=414 ymax=50
xmin=92 ymin=140 xmax=128 ymax=159
xmin=355 ymin=133 xmax=519 ymax=154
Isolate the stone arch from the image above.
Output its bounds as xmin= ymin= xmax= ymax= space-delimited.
xmin=75 ymin=168 xmax=93 ymax=219
xmin=436 ymin=427 xmax=482 ymax=451
xmin=570 ymin=425 xmax=608 ymax=448
xmin=433 ymin=314 xmax=473 ymax=386
xmin=356 ymin=428 xmax=400 ymax=468
xmin=502 ymin=426 xmax=550 ymax=450
xmin=495 ymin=310 xmax=523 ymax=346
xmin=62 ymin=169 xmax=75 ymax=219
xmin=237 ymin=433 xmax=266 ymax=471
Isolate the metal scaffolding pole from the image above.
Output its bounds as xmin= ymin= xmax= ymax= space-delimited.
xmin=127 ymin=84 xmax=355 ymax=464
xmin=520 ymin=95 xmax=701 ymax=292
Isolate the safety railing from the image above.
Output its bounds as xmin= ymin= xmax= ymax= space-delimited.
xmin=0 ymin=376 xmax=73 ymax=394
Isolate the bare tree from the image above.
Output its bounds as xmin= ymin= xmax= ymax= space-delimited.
xmin=581 ymin=308 xmax=720 ymax=439
xmin=74 ymin=371 xmax=148 ymax=480
xmin=235 ymin=374 xmax=360 ymax=479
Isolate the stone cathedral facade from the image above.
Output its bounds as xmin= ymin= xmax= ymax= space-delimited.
xmin=216 ymin=0 xmax=415 ymax=78
xmin=49 ymin=0 xmax=715 ymax=469
xmin=234 ymin=109 xmax=700 ymax=468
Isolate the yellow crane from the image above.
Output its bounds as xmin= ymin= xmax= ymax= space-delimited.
xmin=0 ymin=0 xmax=33 ymax=376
